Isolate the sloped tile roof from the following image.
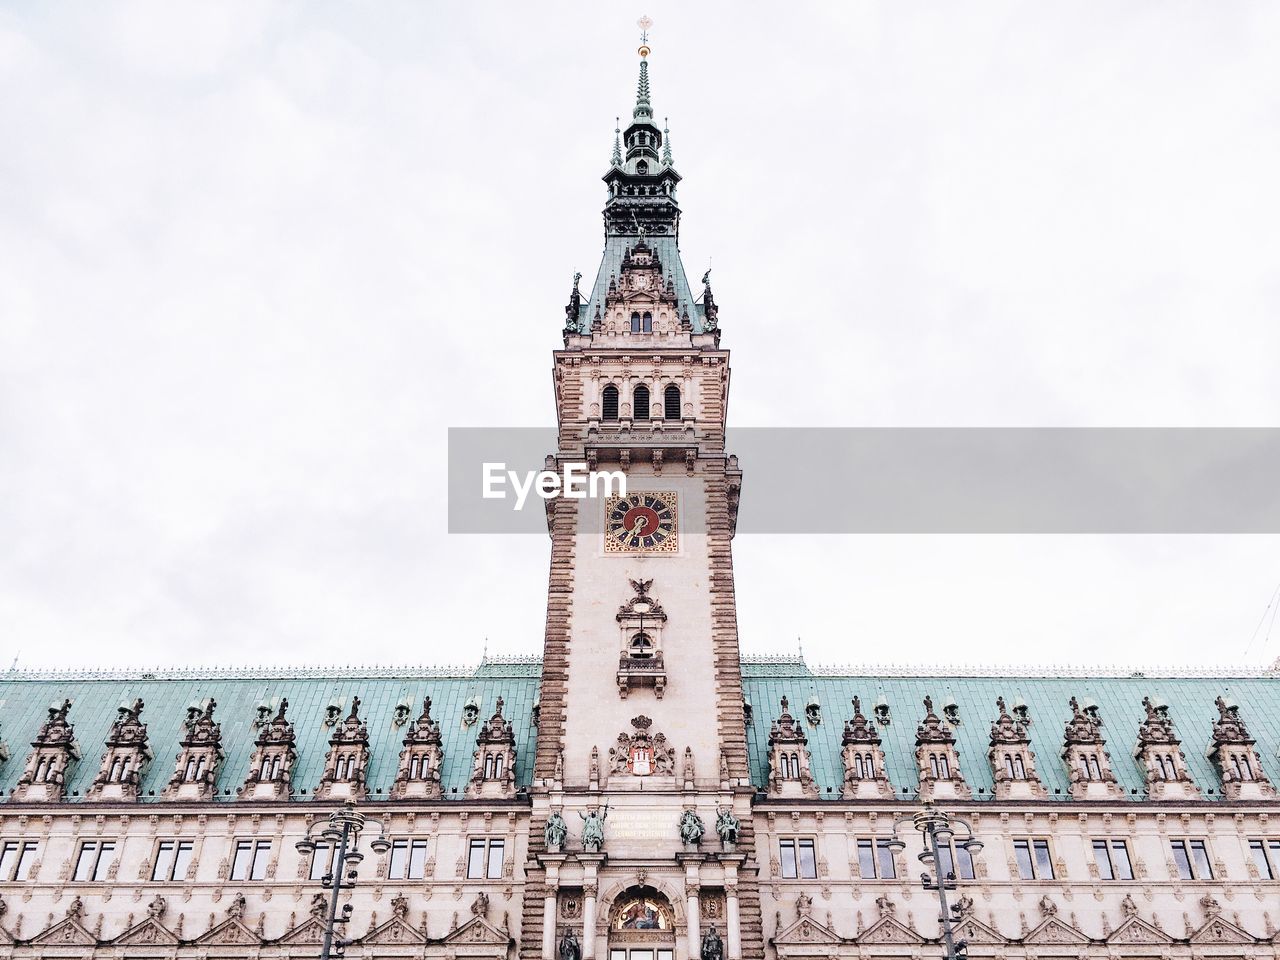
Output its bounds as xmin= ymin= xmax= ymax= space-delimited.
xmin=741 ymin=658 xmax=1280 ymax=801
xmin=0 ymin=660 xmax=540 ymax=803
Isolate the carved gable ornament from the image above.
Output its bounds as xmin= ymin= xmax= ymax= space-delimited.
xmin=1190 ymin=915 xmax=1257 ymax=945
xmin=773 ymin=914 xmax=842 ymax=946
xmin=114 ymin=916 xmax=180 ymax=946
xmin=442 ymin=915 xmax=509 ymax=946
xmin=30 ymin=917 xmax=95 ymax=947
xmin=855 ymin=915 xmax=924 ymax=946
xmin=195 ymin=917 xmax=260 ymax=946
xmin=1106 ymin=915 xmax=1174 ymax=945
xmin=277 ymin=916 xmax=327 ymax=945
xmin=363 ymin=915 xmax=427 ymax=945
xmin=952 ymin=915 xmax=1006 ymax=945
xmin=1022 ymin=916 xmax=1089 ymax=946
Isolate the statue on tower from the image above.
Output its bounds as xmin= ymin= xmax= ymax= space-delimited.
xmin=678 ymin=809 xmax=705 ymax=846
xmin=701 ymin=925 xmax=724 ymax=960
xmin=545 ymin=811 xmax=568 ymax=850
xmin=715 ymin=806 xmax=740 ymax=845
xmin=558 ymin=928 xmax=581 ymax=960
xmin=579 ymin=804 xmax=608 ymax=852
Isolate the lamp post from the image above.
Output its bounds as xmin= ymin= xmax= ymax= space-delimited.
xmin=295 ymin=801 xmax=392 ymax=960
xmin=883 ymin=805 xmax=983 ymax=960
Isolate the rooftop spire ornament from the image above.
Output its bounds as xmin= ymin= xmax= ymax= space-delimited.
xmin=637 ymin=15 xmax=653 ymax=57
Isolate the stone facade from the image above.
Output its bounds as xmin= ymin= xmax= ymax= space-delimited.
xmin=2 ymin=40 xmax=1280 ymax=960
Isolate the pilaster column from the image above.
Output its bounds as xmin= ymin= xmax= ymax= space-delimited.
xmin=685 ymin=878 xmax=701 ymax=958
xmin=539 ymin=852 xmax=567 ymax=960
xmin=582 ymin=880 xmax=598 ymax=960
xmin=720 ymin=857 xmax=744 ymax=960
xmin=580 ymin=852 xmax=605 ymax=960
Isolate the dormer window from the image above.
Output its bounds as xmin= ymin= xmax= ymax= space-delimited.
xmin=1003 ymin=754 xmax=1028 ymax=779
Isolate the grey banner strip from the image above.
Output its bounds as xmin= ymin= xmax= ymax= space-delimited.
xmin=448 ymin=428 xmax=1280 ymax=534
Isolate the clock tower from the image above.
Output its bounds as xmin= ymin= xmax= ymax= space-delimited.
xmin=522 ymin=35 xmax=761 ymax=960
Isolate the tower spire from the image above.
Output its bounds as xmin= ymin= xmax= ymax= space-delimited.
xmin=634 ymin=59 xmax=653 ymax=122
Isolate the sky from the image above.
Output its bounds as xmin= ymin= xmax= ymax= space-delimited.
xmin=2 ymin=2 xmax=1279 ymax=671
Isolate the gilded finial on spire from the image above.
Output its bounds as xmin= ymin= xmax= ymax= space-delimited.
xmin=637 ymin=15 xmax=653 ymax=58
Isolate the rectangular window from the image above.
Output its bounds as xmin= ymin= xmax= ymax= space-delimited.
xmin=467 ymin=839 xmax=486 ymax=879
xmin=1092 ymin=839 xmax=1134 ymax=881
xmin=487 ymin=839 xmax=505 ymax=879
xmin=1170 ymin=839 xmax=1212 ymax=880
xmin=936 ymin=841 xmax=976 ymax=881
xmin=1249 ymin=839 xmax=1280 ymax=880
xmin=778 ymin=838 xmax=816 ymax=879
xmin=310 ymin=842 xmax=336 ymax=881
xmin=73 ymin=840 xmax=117 ymax=882
xmin=855 ymin=839 xmax=897 ymax=879
xmin=1013 ymin=839 xmax=1054 ymax=880
xmin=151 ymin=840 xmax=194 ymax=882
xmin=388 ymin=839 xmax=430 ymax=880
xmin=0 ymin=841 xmax=39 ymax=882
xmin=466 ymin=839 xmax=504 ymax=880
xmin=229 ymin=839 xmax=271 ymax=881
xmin=779 ymin=839 xmax=798 ymax=878
xmin=857 ymin=839 xmax=875 ymax=879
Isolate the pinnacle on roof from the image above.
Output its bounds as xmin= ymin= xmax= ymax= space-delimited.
xmin=662 ymin=118 xmax=673 ymax=165
xmin=611 ymin=118 xmax=622 ymax=167
xmin=634 ymin=58 xmax=653 ymax=122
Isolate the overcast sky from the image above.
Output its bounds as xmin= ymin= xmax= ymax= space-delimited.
xmin=2 ymin=3 xmax=1279 ymax=672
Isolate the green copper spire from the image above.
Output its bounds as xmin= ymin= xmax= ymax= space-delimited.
xmin=662 ymin=117 xmax=672 ymax=166
xmin=634 ymin=58 xmax=653 ymax=122
xmin=611 ymin=118 xmax=622 ymax=167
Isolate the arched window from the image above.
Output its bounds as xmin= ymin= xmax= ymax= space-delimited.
xmin=184 ymin=758 xmax=197 ymax=781
xmin=484 ymin=755 xmax=495 ymax=779
xmin=664 ymin=384 xmax=681 ymax=419
xmin=195 ymin=756 xmax=207 ymax=779
xmin=633 ymin=384 xmax=650 ymax=421
xmin=1088 ymin=755 xmax=1102 ymax=779
xmin=602 ymin=385 xmax=619 ymax=421
xmin=631 ymin=312 xmax=641 ymax=332
xmin=642 ymin=311 xmax=653 ymax=332
xmin=1013 ymin=755 xmax=1027 ymax=779
xmin=629 ymin=633 xmax=654 ymax=658
xmin=853 ymin=755 xmax=865 ymax=778
xmin=1004 ymin=755 xmax=1015 ymax=779
xmin=495 ymin=755 xmax=505 ymax=778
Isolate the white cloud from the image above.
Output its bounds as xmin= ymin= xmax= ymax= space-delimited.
xmin=2 ymin=2 xmax=1279 ymax=669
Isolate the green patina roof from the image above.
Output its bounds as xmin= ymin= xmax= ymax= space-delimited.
xmin=741 ymin=658 xmax=1280 ymax=802
xmin=578 ymin=235 xmax=706 ymax=334
xmin=2 ymin=657 xmax=1277 ymax=804
xmin=0 ymin=661 xmax=541 ymax=803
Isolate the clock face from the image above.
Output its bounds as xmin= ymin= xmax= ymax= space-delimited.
xmin=605 ymin=491 xmax=679 ymax=553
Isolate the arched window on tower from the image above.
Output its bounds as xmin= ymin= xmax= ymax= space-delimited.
xmin=664 ymin=384 xmax=681 ymax=420
xmin=631 ymin=312 xmax=641 ymax=332
xmin=642 ymin=311 xmax=653 ymax=332
xmin=633 ymin=384 xmax=650 ymax=421
xmin=602 ymin=385 xmax=619 ymax=421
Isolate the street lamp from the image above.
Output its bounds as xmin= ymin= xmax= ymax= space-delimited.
xmin=883 ymin=805 xmax=984 ymax=960
xmin=295 ymin=801 xmax=392 ymax=959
